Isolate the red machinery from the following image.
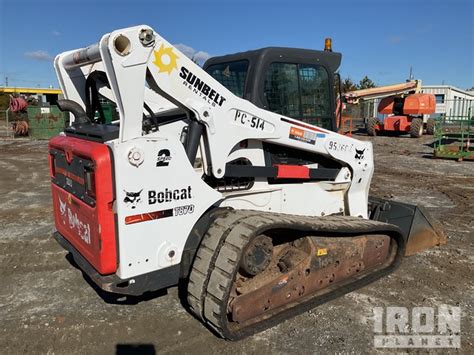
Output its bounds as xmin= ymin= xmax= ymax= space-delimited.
xmin=338 ymin=80 xmax=436 ymax=138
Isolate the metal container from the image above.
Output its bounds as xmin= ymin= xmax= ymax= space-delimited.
xmin=27 ymin=106 xmax=68 ymax=139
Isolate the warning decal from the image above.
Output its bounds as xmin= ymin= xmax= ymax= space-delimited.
xmin=289 ymin=127 xmax=317 ymax=145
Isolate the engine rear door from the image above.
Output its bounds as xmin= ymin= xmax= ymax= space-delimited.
xmin=49 ymin=136 xmax=117 ymax=274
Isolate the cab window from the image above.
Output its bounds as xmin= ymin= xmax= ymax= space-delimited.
xmin=206 ymin=60 xmax=249 ymax=98
xmin=264 ymin=62 xmax=332 ymax=129
xmin=264 ymin=63 xmax=300 ymax=117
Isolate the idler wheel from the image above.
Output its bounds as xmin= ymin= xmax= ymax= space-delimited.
xmin=239 ymin=235 xmax=273 ymax=276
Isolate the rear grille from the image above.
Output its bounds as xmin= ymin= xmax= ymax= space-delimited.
xmin=50 ymin=148 xmax=96 ymax=207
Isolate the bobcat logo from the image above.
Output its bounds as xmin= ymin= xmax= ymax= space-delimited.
xmin=59 ymin=197 xmax=67 ymax=216
xmin=123 ymin=189 xmax=143 ymax=209
xmin=355 ymin=148 xmax=365 ymax=160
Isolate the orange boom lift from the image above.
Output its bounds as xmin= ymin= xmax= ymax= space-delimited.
xmin=337 ymin=80 xmax=436 ymax=137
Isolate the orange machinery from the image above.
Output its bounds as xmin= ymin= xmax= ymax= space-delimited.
xmin=337 ymin=80 xmax=436 ymax=138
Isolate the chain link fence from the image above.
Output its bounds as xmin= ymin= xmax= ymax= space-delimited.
xmin=343 ymin=100 xmax=377 ymax=129
xmin=0 ymin=109 xmax=12 ymax=138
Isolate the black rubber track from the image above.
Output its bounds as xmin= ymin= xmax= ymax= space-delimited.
xmin=187 ymin=209 xmax=405 ymax=340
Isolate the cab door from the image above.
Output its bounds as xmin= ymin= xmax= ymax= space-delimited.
xmin=262 ymin=62 xmax=335 ymax=130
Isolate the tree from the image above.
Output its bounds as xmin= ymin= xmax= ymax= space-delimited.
xmin=358 ymin=76 xmax=376 ymax=89
xmin=342 ymin=77 xmax=358 ymax=93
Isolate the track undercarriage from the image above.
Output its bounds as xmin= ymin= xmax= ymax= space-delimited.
xmin=187 ymin=209 xmax=404 ymax=339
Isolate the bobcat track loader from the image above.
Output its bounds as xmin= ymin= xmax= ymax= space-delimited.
xmin=50 ymin=25 xmax=445 ymax=339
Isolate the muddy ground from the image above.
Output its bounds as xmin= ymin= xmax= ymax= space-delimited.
xmin=0 ymin=134 xmax=473 ymax=354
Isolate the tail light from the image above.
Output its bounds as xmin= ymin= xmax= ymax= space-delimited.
xmin=49 ymin=153 xmax=56 ymax=177
xmin=84 ymin=167 xmax=96 ymax=198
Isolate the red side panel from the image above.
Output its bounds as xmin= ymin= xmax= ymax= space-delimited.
xmin=275 ymin=164 xmax=310 ymax=179
xmin=49 ymin=136 xmax=116 ymax=275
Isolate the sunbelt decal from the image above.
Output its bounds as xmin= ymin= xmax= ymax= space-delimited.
xmin=179 ymin=66 xmax=226 ymax=107
xmin=152 ymin=44 xmax=227 ymax=107
xmin=153 ymin=44 xmax=179 ymax=75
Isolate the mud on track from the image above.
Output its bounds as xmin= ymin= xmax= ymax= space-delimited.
xmin=0 ymin=134 xmax=472 ymax=354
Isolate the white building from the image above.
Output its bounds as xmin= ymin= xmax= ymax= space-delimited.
xmin=421 ymin=85 xmax=474 ymax=119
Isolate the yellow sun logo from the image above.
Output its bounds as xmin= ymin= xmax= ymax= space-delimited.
xmin=153 ymin=44 xmax=179 ymax=75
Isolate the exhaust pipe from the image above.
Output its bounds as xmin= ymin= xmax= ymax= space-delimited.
xmin=56 ymin=99 xmax=90 ymax=125
xmin=369 ymin=196 xmax=446 ymax=256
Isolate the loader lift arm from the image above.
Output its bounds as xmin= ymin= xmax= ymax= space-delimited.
xmin=55 ymin=25 xmax=370 ymax=217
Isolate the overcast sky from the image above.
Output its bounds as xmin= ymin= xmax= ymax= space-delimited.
xmin=0 ymin=0 xmax=472 ymax=89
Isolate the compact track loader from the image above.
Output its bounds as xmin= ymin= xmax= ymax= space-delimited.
xmin=50 ymin=25 xmax=445 ymax=339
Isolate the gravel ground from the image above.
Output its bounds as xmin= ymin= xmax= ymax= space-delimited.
xmin=0 ymin=134 xmax=472 ymax=354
